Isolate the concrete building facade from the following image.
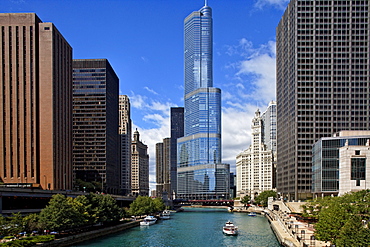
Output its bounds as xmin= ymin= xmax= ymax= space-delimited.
xmin=339 ymin=140 xmax=370 ymax=196
xmin=0 ymin=13 xmax=73 ymax=190
xmin=156 ymin=138 xmax=171 ymax=199
xmin=312 ymin=131 xmax=370 ymax=197
xmin=236 ymin=109 xmax=274 ymax=200
xmin=119 ymin=95 xmax=132 ymax=195
xmin=276 ymin=0 xmax=370 ymax=200
xmin=131 ymin=129 xmax=149 ymax=196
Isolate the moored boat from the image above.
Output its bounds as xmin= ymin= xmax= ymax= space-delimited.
xmin=161 ymin=210 xmax=171 ymax=220
xmin=222 ymin=221 xmax=238 ymax=236
xmin=140 ymin=215 xmax=157 ymax=226
xmin=248 ymin=212 xmax=257 ymax=217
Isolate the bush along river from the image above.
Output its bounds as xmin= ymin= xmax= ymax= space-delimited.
xmin=73 ymin=207 xmax=281 ymax=247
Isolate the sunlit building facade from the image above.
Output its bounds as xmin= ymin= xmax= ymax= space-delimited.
xmin=177 ymin=3 xmax=230 ymax=200
xmin=156 ymin=138 xmax=171 ymax=198
xmin=236 ymin=109 xmax=274 ymax=200
xmin=276 ymin=0 xmax=370 ymax=200
xmin=0 ymin=13 xmax=73 ymax=190
xmin=119 ymin=95 xmax=132 ymax=195
xmin=131 ymin=129 xmax=149 ymax=196
xmin=312 ymin=131 xmax=370 ymax=197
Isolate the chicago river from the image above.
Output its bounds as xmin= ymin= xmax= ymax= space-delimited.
xmin=74 ymin=208 xmax=281 ymax=247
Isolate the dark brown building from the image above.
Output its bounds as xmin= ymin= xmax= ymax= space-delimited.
xmin=0 ymin=13 xmax=73 ymax=190
xmin=72 ymin=59 xmax=120 ymax=194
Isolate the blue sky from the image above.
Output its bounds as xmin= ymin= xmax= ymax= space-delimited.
xmin=2 ymin=0 xmax=289 ymax=190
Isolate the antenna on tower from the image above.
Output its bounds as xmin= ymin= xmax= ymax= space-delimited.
xmin=205 ymin=0 xmax=208 ymax=6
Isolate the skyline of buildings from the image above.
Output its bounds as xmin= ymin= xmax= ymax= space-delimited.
xmin=176 ymin=3 xmax=230 ymax=200
xmin=2 ymin=0 xmax=370 ymax=201
xmin=276 ymin=0 xmax=370 ymax=200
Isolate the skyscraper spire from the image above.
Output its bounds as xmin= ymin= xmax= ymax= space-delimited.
xmin=205 ymin=0 xmax=207 ymax=6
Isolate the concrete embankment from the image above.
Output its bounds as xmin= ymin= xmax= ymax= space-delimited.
xmin=38 ymin=221 xmax=140 ymax=247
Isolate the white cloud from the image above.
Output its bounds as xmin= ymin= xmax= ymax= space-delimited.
xmin=225 ymin=39 xmax=276 ymax=103
xmin=141 ymin=56 xmax=149 ymax=62
xmin=220 ymin=39 xmax=276 ymax=173
xmin=237 ymin=52 xmax=276 ymax=102
xmin=129 ymin=92 xmax=147 ymax=109
xmin=254 ymin=0 xmax=290 ymax=9
xmin=144 ymin=86 xmax=159 ymax=95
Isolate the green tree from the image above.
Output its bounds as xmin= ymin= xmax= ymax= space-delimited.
xmin=23 ymin=213 xmax=40 ymax=233
xmin=94 ymin=194 xmax=123 ymax=224
xmin=314 ymin=202 xmax=350 ymax=244
xmin=5 ymin=213 xmax=24 ymax=236
xmin=39 ymin=194 xmax=82 ymax=231
xmin=129 ymin=196 xmax=155 ymax=216
xmin=152 ymin=198 xmax=165 ymax=212
xmin=240 ymin=195 xmax=251 ymax=208
xmin=73 ymin=195 xmax=96 ymax=226
xmin=303 ymin=190 xmax=370 ymax=246
xmin=254 ymin=190 xmax=276 ymax=207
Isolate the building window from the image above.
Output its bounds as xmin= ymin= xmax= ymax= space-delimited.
xmin=44 ymin=27 xmax=50 ymax=30
xmin=351 ymin=158 xmax=366 ymax=184
xmin=355 ymin=150 xmax=361 ymax=155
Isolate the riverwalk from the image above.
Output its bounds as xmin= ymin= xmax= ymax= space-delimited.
xmin=234 ymin=201 xmax=329 ymax=247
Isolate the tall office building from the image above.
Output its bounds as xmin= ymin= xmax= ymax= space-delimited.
xmin=119 ymin=95 xmax=132 ymax=195
xmin=0 ymin=13 xmax=72 ymax=190
xmin=177 ymin=3 xmax=230 ymax=200
xmin=156 ymin=138 xmax=171 ymax=198
xmin=131 ymin=129 xmax=149 ymax=196
xmin=261 ymin=101 xmax=277 ymax=153
xmin=236 ymin=109 xmax=274 ymax=200
xmin=170 ymin=107 xmax=184 ymax=195
xmin=276 ymin=0 xmax=370 ymax=200
xmin=72 ymin=59 xmax=120 ymax=194
xmin=261 ymin=101 xmax=277 ymax=189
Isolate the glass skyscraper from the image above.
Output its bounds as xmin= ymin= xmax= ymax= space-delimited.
xmin=177 ymin=4 xmax=230 ymax=200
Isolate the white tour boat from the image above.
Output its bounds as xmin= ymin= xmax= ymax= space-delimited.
xmin=161 ymin=210 xmax=171 ymax=220
xmin=222 ymin=221 xmax=238 ymax=236
xmin=140 ymin=215 xmax=157 ymax=226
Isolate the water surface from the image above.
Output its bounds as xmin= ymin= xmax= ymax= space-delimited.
xmin=75 ymin=207 xmax=281 ymax=247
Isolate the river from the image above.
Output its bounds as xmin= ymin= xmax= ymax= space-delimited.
xmin=74 ymin=207 xmax=281 ymax=247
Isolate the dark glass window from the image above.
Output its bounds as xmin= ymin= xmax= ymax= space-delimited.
xmin=351 ymin=158 xmax=366 ymax=181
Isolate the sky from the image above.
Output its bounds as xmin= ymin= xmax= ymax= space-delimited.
xmin=2 ymin=0 xmax=290 ymax=191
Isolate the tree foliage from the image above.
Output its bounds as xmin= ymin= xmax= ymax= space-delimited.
xmin=38 ymin=193 xmax=123 ymax=232
xmin=39 ymin=194 xmax=82 ymax=231
xmin=254 ymin=190 xmax=276 ymax=207
xmin=240 ymin=195 xmax=251 ymax=205
xmin=129 ymin=196 xmax=164 ymax=216
xmin=302 ymin=190 xmax=370 ymax=247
